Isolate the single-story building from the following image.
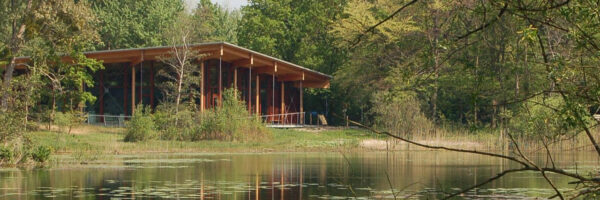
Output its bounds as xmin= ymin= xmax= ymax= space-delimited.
xmin=8 ymin=42 xmax=331 ymax=125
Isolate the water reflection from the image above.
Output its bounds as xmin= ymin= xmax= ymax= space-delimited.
xmin=0 ymin=151 xmax=598 ymax=199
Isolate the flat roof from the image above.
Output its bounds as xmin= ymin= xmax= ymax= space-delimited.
xmin=9 ymin=42 xmax=331 ymax=88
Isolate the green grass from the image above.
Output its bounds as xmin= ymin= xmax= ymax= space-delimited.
xmin=27 ymin=126 xmax=380 ymax=156
xmin=26 ymin=124 xmax=597 ymax=164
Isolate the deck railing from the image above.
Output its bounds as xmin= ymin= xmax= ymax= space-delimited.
xmin=259 ymin=112 xmax=305 ymax=126
xmin=83 ymin=112 xmax=321 ymax=128
xmin=86 ymin=114 xmax=131 ymax=127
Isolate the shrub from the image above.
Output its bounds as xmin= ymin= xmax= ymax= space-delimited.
xmin=153 ymin=88 xmax=270 ymax=142
xmin=371 ymin=91 xmax=433 ymax=138
xmin=31 ymin=145 xmax=52 ymax=163
xmin=0 ymin=146 xmax=14 ymax=164
xmin=0 ymin=111 xmax=26 ymax=143
xmin=124 ymin=105 xmax=157 ymax=142
xmin=54 ymin=111 xmax=83 ymax=134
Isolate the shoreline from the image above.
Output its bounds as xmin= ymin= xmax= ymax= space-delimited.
xmin=27 ymin=125 xmax=598 ymax=156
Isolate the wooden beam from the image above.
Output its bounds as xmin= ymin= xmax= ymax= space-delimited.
xmin=277 ymin=74 xmax=304 ymax=82
xmin=252 ymin=66 xmax=275 ymax=75
xmin=223 ymin=47 xmax=252 ymax=59
xmin=232 ymin=57 xmax=253 ymax=67
xmin=130 ymin=55 xmax=144 ymax=66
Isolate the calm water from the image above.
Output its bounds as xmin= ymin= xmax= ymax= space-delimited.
xmin=0 ymin=151 xmax=598 ymax=199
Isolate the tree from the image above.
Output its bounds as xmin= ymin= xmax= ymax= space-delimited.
xmin=237 ymin=0 xmax=347 ymax=74
xmin=191 ymin=0 xmax=240 ymax=43
xmin=91 ymin=0 xmax=184 ymax=49
xmin=159 ymin=14 xmax=203 ymax=126
xmin=1 ymin=0 xmax=100 ymax=110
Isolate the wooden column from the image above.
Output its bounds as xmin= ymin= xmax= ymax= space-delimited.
xmin=248 ymin=67 xmax=252 ymax=113
xmin=150 ymin=62 xmax=155 ymax=109
xmin=200 ymin=61 xmax=205 ymax=112
xmin=233 ymin=67 xmax=238 ymax=90
xmin=255 ymin=74 xmax=260 ymax=115
xmin=79 ymin=81 xmax=84 ymax=112
xmin=131 ymin=64 xmax=136 ymax=114
xmin=123 ymin=66 xmax=128 ymax=115
xmin=281 ymin=81 xmax=285 ymax=123
xmin=300 ymin=81 xmax=303 ymax=124
xmin=218 ymin=57 xmax=222 ymax=106
xmin=99 ymin=71 xmax=104 ymax=117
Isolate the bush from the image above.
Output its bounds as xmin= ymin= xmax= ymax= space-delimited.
xmin=31 ymin=145 xmax=52 ymax=163
xmin=507 ymin=96 xmax=580 ymax=139
xmin=152 ymin=88 xmax=270 ymax=142
xmin=0 ymin=146 xmax=14 ymax=164
xmin=54 ymin=111 xmax=83 ymax=134
xmin=124 ymin=105 xmax=157 ymax=142
xmin=0 ymin=111 xmax=26 ymax=143
xmin=371 ymin=91 xmax=433 ymax=138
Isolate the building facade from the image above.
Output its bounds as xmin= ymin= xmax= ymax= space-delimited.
xmin=11 ymin=42 xmax=331 ymax=125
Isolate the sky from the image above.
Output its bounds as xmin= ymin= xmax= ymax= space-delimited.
xmin=184 ymin=0 xmax=248 ymax=11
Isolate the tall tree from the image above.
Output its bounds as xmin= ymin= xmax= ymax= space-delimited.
xmin=191 ymin=0 xmax=240 ymax=43
xmin=0 ymin=0 xmax=100 ymax=110
xmin=91 ymin=0 xmax=184 ymax=49
xmin=237 ymin=0 xmax=347 ymax=74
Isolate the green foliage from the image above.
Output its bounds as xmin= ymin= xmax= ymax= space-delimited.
xmin=196 ymin=89 xmax=270 ymax=141
xmin=0 ymin=146 xmax=14 ymax=164
xmin=372 ymin=91 xmax=433 ymax=138
xmin=238 ymin=0 xmax=346 ymax=74
xmin=191 ymin=0 xmax=240 ymax=43
xmin=0 ymin=111 xmax=26 ymax=143
xmin=30 ymin=145 xmax=52 ymax=163
xmin=0 ymin=135 xmax=52 ymax=166
xmin=91 ymin=0 xmax=184 ymax=49
xmin=54 ymin=111 xmax=84 ymax=134
xmin=149 ymin=89 xmax=270 ymax=142
xmin=508 ymin=96 xmax=594 ymax=139
xmin=124 ymin=105 xmax=157 ymax=142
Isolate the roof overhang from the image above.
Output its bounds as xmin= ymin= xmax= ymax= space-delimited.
xmin=6 ymin=42 xmax=331 ymax=88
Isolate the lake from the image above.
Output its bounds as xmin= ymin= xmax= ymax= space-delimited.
xmin=0 ymin=151 xmax=598 ymax=199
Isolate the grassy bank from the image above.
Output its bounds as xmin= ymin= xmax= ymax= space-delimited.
xmin=28 ymin=126 xmax=380 ymax=156
xmin=28 ymin=125 xmax=599 ymax=158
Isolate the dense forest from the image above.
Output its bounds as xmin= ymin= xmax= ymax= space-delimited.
xmin=1 ymin=0 xmax=600 ymax=146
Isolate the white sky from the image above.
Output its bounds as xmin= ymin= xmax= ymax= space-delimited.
xmin=184 ymin=0 xmax=248 ymax=11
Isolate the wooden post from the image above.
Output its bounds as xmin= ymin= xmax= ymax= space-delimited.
xmin=131 ymin=64 xmax=136 ymax=114
xmin=248 ymin=67 xmax=252 ymax=113
xmin=299 ymin=81 xmax=303 ymax=124
xmin=218 ymin=57 xmax=222 ymax=106
xmin=281 ymin=81 xmax=285 ymax=123
xmin=233 ymin=67 xmax=238 ymax=91
xmin=123 ymin=66 xmax=128 ymax=115
xmin=256 ymin=74 xmax=260 ymax=115
xmin=99 ymin=71 xmax=104 ymax=119
xmin=150 ymin=62 xmax=155 ymax=109
xmin=200 ymin=61 xmax=205 ymax=112
xmin=79 ymin=81 xmax=84 ymax=112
